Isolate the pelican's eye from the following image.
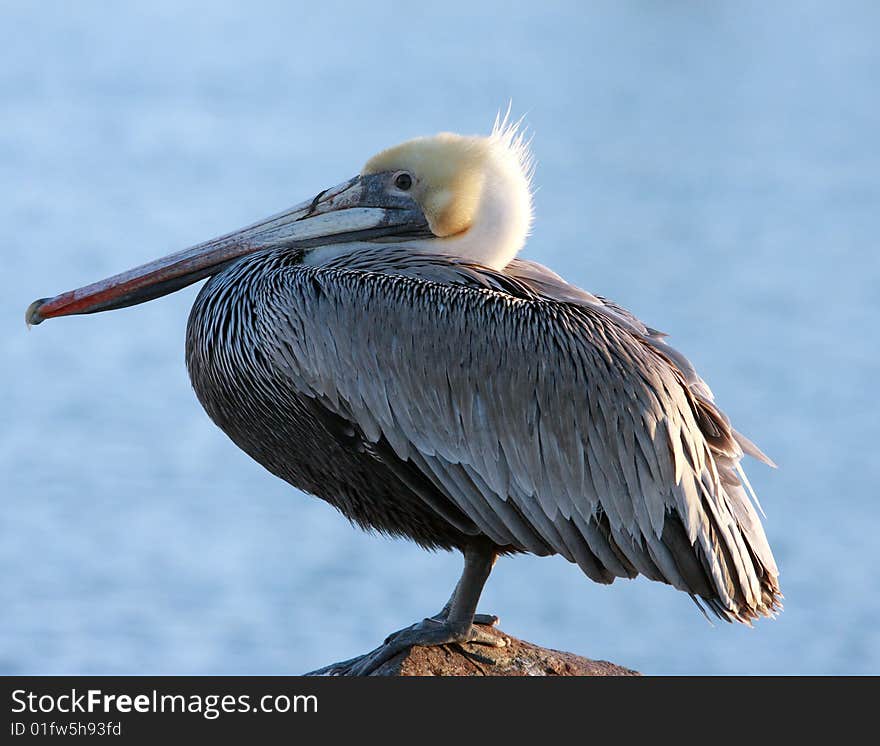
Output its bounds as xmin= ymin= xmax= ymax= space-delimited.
xmin=394 ymin=172 xmax=413 ymax=191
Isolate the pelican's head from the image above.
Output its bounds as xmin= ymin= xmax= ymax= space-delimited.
xmin=361 ymin=118 xmax=533 ymax=268
xmin=27 ymin=116 xmax=534 ymax=325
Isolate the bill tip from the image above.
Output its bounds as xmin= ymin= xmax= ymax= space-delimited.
xmin=25 ymin=298 xmax=48 ymax=328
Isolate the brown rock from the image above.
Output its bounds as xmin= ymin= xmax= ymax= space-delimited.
xmin=306 ymin=626 xmax=640 ymax=676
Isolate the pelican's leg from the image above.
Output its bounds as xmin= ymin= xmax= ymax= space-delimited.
xmin=430 ymin=576 xmax=500 ymax=628
xmin=338 ymin=543 xmax=505 ymax=676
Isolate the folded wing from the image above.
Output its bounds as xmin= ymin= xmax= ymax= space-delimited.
xmin=270 ymin=256 xmax=781 ymax=622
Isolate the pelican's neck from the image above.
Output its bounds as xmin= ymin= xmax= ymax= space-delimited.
xmin=411 ymin=148 xmax=532 ymax=271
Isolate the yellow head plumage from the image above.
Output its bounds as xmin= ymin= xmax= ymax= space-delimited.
xmin=361 ymin=115 xmax=534 ymax=269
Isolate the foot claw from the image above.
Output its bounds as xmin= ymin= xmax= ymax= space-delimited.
xmin=467 ymin=625 xmax=505 ymax=647
xmin=473 ymin=613 xmax=499 ymax=627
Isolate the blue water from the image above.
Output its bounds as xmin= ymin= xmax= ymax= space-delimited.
xmin=2 ymin=1 xmax=878 ymax=675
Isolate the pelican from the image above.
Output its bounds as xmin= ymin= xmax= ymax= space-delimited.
xmin=27 ymin=116 xmax=781 ymax=674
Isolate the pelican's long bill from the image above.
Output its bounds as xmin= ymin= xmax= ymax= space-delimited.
xmin=26 ymin=172 xmax=430 ymax=326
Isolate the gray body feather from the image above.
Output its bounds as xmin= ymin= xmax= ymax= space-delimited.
xmin=186 ymin=245 xmax=781 ymax=623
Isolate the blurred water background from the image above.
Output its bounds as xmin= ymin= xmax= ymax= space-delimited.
xmin=2 ymin=1 xmax=878 ymax=675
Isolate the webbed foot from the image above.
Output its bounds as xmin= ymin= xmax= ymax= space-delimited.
xmin=324 ymin=616 xmax=505 ymax=676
